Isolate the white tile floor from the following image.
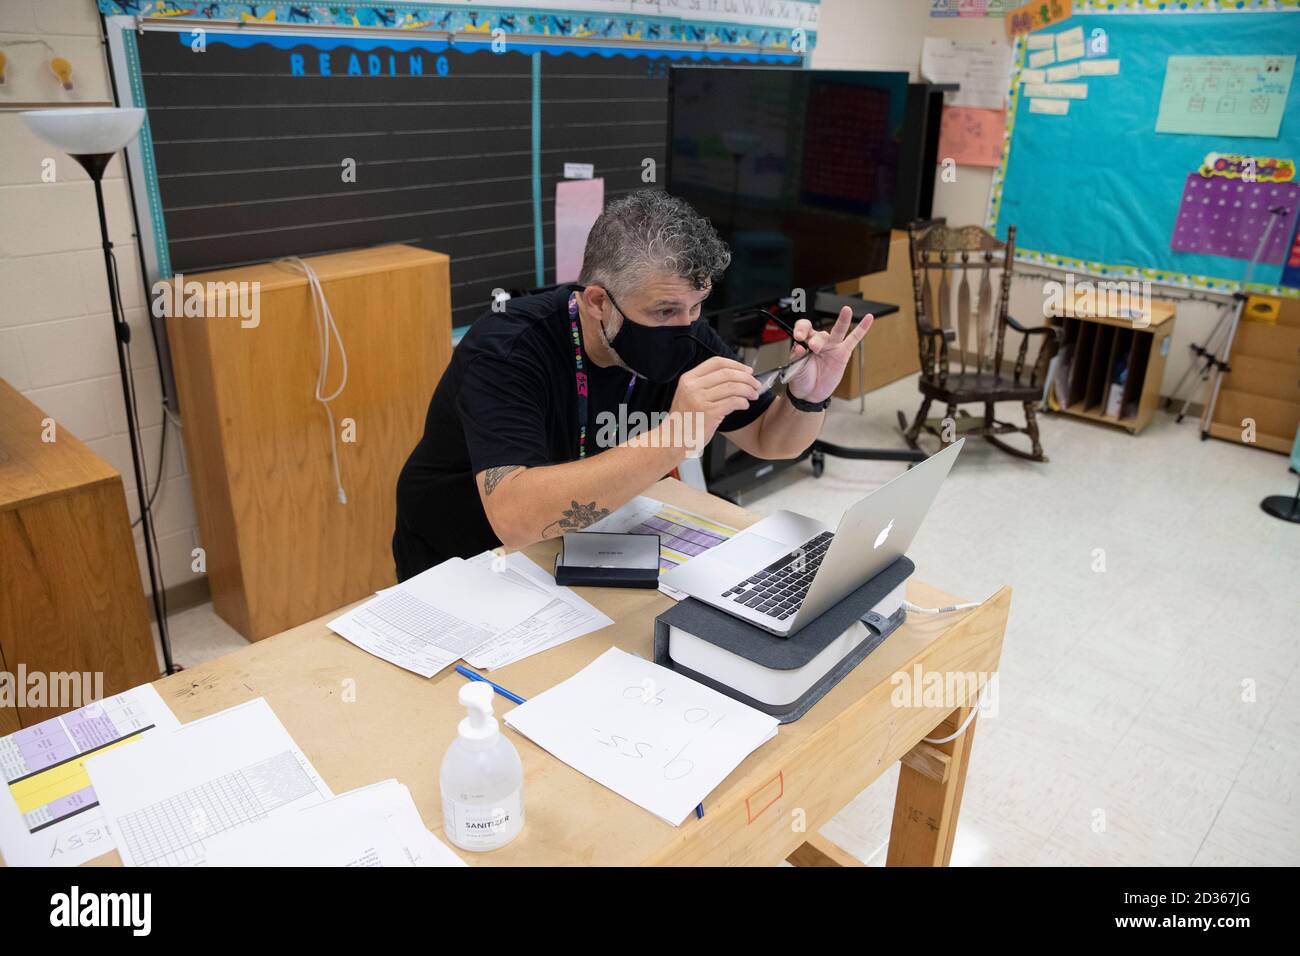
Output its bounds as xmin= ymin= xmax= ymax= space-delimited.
xmin=162 ymin=374 xmax=1300 ymax=866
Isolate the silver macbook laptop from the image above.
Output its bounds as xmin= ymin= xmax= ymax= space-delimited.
xmin=660 ymin=439 xmax=963 ymax=637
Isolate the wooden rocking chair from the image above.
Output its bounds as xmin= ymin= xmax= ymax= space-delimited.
xmin=897 ymin=223 xmax=1060 ymax=462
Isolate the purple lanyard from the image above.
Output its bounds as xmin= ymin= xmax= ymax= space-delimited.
xmin=568 ymin=291 xmax=635 ymax=459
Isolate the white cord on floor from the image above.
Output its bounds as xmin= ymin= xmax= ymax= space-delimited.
xmin=280 ymin=256 xmax=349 ymax=505
xmin=922 ymin=682 xmax=989 ymax=744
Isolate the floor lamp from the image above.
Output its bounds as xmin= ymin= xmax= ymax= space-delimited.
xmin=21 ymin=107 xmax=176 ymax=674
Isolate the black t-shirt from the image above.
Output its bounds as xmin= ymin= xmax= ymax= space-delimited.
xmin=392 ymin=285 xmax=774 ymax=579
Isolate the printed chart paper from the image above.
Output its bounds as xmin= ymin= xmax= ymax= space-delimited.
xmin=328 ymin=556 xmax=550 ymax=677
xmin=505 ymin=648 xmax=778 ymax=825
xmin=85 ymin=698 xmax=333 ymax=867
xmin=921 ymin=37 xmax=1013 ymax=110
xmin=464 ymin=551 xmax=613 ymax=670
xmin=1170 ymin=174 xmax=1300 ymax=264
xmin=202 ymin=780 xmax=465 ymax=867
xmin=0 ymin=686 xmax=180 ymax=867
xmin=1156 ymin=55 xmax=1295 ymax=139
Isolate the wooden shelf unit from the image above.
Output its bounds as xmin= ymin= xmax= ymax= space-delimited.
xmin=165 ymin=245 xmax=452 ymax=641
xmin=1045 ymin=299 xmax=1175 ymax=435
xmin=0 ymin=380 xmax=159 ymax=726
xmin=1206 ymin=295 xmax=1300 ymax=455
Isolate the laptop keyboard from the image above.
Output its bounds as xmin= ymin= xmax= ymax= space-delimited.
xmin=720 ymin=531 xmax=834 ymax=621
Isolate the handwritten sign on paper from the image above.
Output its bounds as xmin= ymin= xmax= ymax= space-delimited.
xmin=1156 ymin=55 xmax=1295 ymax=139
xmin=504 ymin=648 xmax=778 ymax=825
xmin=937 ymin=106 xmax=1006 ymax=168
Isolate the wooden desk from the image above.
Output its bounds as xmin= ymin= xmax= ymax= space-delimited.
xmin=0 ymin=380 xmax=158 ymax=728
xmin=92 ymin=479 xmax=1008 ymax=867
xmin=835 ymin=229 xmax=923 ymax=404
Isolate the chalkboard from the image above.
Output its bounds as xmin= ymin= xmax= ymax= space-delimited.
xmin=132 ymin=30 xmax=795 ymax=329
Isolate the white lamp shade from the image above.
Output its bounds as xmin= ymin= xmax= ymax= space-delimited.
xmin=21 ymin=107 xmax=145 ymax=157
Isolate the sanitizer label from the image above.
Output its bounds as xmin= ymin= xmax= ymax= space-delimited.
xmin=443 ymin=792 xmax=523 ymax=851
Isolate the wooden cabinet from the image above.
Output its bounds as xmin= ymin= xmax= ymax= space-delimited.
xmin=835 ymin=229 xmax=922 ymax=399
xmin=0 ymin=380 xmax=158 ymax=726
xmin=1045 ymin=299 xmax=1176 ymax=435
xmin=164 ymin=246 xmax=452 ymax=641
xmin=1207 ymin=296 xmax=1300 ymax=454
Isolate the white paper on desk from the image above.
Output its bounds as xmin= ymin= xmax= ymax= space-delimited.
xmin=328 ymin=556 xmax=550 ymax=677
xmin=505 ymin=648 xmax=778 ymax=826
xmin=84 ymin=698 xmax=333 ymax=867
xmin=0 ymin=685 xmax=180 ymax=867
xmin=463 ymin=551 xmax=613 ymax=670
xmin=202 ymin=779 xmax=465 ymax=867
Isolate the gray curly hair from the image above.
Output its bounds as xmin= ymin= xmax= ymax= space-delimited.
xmin=578 ymin=189 xmax=730 ymax=294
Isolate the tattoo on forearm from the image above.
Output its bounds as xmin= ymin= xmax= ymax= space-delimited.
xmin=541 ymin=500 xmax=610 ymax=538
xmin=482 ymin=465 xmax=522 ymax=496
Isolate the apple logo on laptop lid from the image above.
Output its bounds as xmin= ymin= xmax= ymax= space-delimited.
xmin=873 ymin=519 xmax=894 ymax=550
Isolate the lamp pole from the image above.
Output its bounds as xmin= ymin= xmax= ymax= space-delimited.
xmin=86 ymin=159 xmax=176 ymax=675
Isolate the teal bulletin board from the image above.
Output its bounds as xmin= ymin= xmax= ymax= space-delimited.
xmin=988 ymin=2 xmax=1300 ymax=297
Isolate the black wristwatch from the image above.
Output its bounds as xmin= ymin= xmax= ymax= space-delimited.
xmin=785 ymin=388 xmax=831 ymax=413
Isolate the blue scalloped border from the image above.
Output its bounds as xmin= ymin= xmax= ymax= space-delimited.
xmin=97 ymin=1 xmax=818 ymax=52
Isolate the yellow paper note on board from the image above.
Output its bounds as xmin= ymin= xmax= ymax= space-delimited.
xmin=1025 ymin=82 xmax=1087 ymax=100
xmin=1055 ymin=26 xmax=1084 ymax=50
xmin=1020 ymin=68 xmax=1047 ymax=84
xmin=1027 ymin=33 xmax=1054 ymax=50
xmin=1030 ymin=97 xmax=1070 ymax=115
xmin=1080 ymin=58 xmax=1120 ymax=76
xmin=1056 ymin=41 xmax=1085 ymax=63
xmin=1047 ymin=63 xmax=1080 ymax=82
xmin=1029 ymin=49 xmax=1055 ymax=68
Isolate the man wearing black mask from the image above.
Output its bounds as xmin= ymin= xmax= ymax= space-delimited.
xmin=392 ymin=190 xmax=872 ymax=580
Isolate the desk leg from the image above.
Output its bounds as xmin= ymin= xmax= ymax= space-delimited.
xmin=885 ymin=704 xmax=978 ymax=866
xmin=786 ymin=832 xmax=865 ymax=868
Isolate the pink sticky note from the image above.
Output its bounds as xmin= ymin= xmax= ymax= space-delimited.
xmin=937 ymin=106 xmax=1006 ymax=169
xmin=555 ymin=178 xmax=605 ymax=284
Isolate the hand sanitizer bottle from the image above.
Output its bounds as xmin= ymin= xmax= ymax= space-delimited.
xmin=440 ymin=682 xmax=524 ymax=852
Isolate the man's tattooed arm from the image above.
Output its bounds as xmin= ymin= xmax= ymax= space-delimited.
xmin=541 ymin=499 xmax=610 ymax=539
xmin=481 ymin=465 xmax=523 ymax=496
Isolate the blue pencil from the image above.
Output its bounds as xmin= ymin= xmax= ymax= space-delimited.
xmin=455 ymin=663 xmax=705 ymax=819
xmin=455 ymin=664 xmax=526 ymax=705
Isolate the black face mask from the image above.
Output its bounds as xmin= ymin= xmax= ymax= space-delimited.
xmin=599 ymin=289 xmax=699 ymax=384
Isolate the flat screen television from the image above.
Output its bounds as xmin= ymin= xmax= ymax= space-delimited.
xmin=666 ymin=66 xmax=908 ymax=317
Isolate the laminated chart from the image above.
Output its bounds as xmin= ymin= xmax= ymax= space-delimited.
xmin=1171 ymin=174 xmax=1300 ymax=264
xmin=0 ymin=686 xmax=180 ymax=866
